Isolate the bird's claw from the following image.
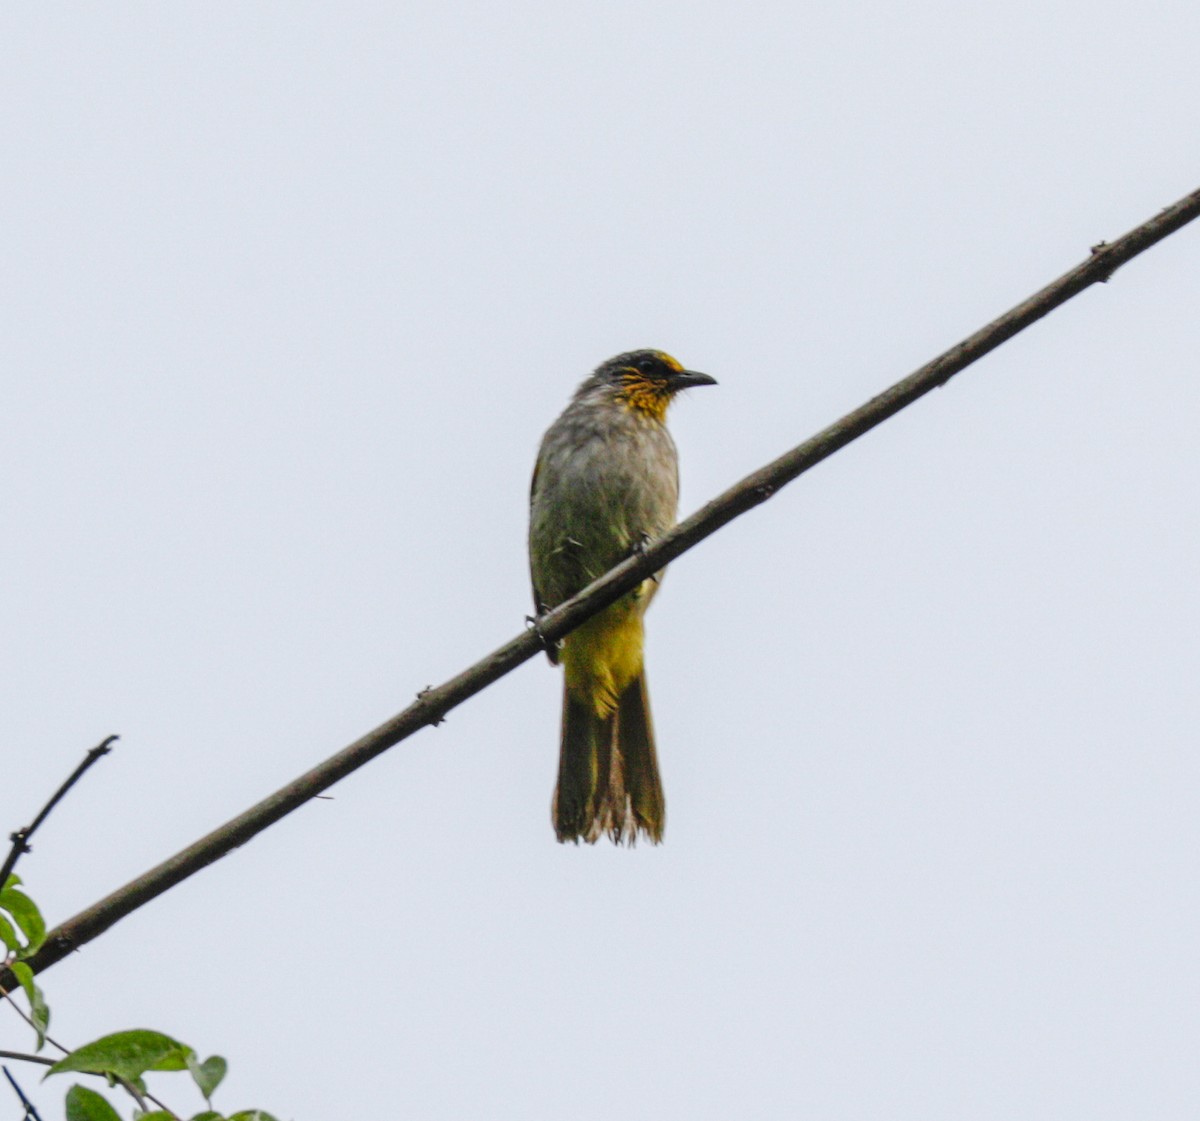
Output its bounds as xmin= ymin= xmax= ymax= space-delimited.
xmin=526 ymin=613 xmax=556 ymax=654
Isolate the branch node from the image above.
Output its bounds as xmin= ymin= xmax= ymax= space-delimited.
xmin=89 ymin=735 xmax=118 ymax=759
xmin=416 ymin=686 xmax=446 ymax=727
xmin=1089 ymin=240 xmax=1119 ymax=283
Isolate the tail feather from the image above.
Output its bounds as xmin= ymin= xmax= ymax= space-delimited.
xmin=553 ymin=691 xmax=604 ymax=842
xmin=616 ymin=671 xmax=665 ymax=842
xmin=553 ymin=670 xmax=664 ymax=845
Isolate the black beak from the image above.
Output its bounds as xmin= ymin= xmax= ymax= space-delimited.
xmin=667 ymin=369 xmax=718 ymax=391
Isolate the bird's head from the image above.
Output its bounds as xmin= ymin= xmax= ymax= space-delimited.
xmin=592 ymin=349 xmax=717 ymax=420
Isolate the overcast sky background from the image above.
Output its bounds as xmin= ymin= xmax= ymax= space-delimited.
xmin=4 ymin=4 xmax=1199 ymax=1119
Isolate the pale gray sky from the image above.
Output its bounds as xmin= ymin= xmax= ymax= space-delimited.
xmin=4 ymin=4 xmax=1200 ymax=1119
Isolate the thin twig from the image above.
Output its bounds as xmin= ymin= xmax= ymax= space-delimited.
xmin=112 ymin=1074 xmax=150 ymax=1115
xmin=2 ymin=1066 xmax=43 ymax=1121
xmin=0 ymin=736 xmax=118 ymax=889
xmin=0 ymin=986 xmax=69 ymax=1055
xmin=0 ymin=989 xmax=177 ymax=1117
xmin=0 ymin=1053 xmax=52 ymax=1068
xmin=0 ymin=1053 xmax=177 ymax=1118
xmin=141 ymin=1089 xmax=177 ymax=1116
xmin=3 ymin=185 xmax=1200 ymax=989
xmin=140 ymin=1087 xmax=179 ymax=1118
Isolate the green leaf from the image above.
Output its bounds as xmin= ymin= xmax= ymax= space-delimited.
xmin=0 ymin=885 xmax=46 ymax=955
xmin=29 ymin=984 xmax=50 ymax=1049
xmin=0 ymin=912 xmax=20 ymax=953
xmin=228 ymin=1112 xmax=281 ymax=1121
xmin=134 ymin=1113 xmax=177 ymax=1120
xmin=64 ymin=1084 xmax=123 ymax=1121
xmin=9 ymin=959 xmax=35 ymax=996
xmin=188 ymin=1113 xmax=226 ymax=1121
xmin=47 ymin=1030 xmax=195 ymax=1083
xmin=9 ymin=960 xmax=50 ymax=1050
xmin=187 ymin=1054 xmax=227 ymax=1102
xmin=8 ymin=960 xmax=36 ymax=1008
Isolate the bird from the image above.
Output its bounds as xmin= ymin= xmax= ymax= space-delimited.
xmin=529 ymin=349 xmax=717 ymax=844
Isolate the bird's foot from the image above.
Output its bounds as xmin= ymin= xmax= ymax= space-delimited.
xmin=525 ymin=613 xmax=557 ymax=655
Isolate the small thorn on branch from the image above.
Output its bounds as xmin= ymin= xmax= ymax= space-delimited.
xmin=416 ymin=686 xmax=446 ymax=726
xmin=1089 ymin=239 xmax=1119 ymax=283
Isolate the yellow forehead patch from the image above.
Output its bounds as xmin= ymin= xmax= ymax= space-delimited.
xmin=657 ymin=352 xmax=684 ymax=372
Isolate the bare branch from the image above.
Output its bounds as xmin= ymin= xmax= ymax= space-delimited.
xmin=2 ymin=1065 xmax=44 ymax=1121
xmin=4 ymin=185 xmax=1200 ymax=989
xmin=0 ymin=987 xmax=68 ymax=1056
xmin=0 ymin=1052 xmax=53 ymax=1068
xmin=0 ymin=736 xmax=118 ymax=889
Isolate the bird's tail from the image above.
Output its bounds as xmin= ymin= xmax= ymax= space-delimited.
xmin=553 ymin=671 xmax=665 ymax=845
